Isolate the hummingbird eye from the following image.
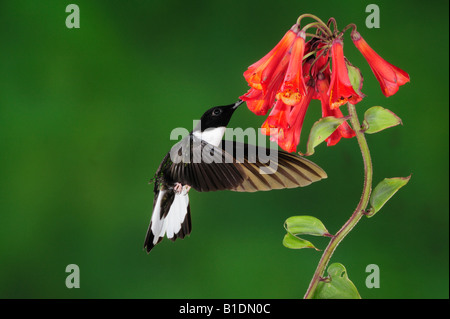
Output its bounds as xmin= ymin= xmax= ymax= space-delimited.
xmin=212 ymin=108 xmax=222 ymax=116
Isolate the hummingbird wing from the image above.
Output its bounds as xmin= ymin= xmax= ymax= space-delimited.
xmin=166 ymin=135 xmax=327 ymax=192
xmin=167 ymin=134 xmax=246 ymax=192
xmin=144 ymin=136 xmax=327 ymax=252
xmin=222 ymin=140 xmax=327 ymax=192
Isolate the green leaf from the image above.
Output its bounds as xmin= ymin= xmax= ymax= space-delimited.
xmin=301 ymin=116 xmax=348 ymax=156
xmin=312 ymin=263 xmax=361 ymax=299
xmin=283 ymin=216 xmax=331 ymax=251
xmin=363 ymin=106 xmax=402 ymax=134
xmin=346 ymin=58 xmax=364 ymax=98
xmin=285 ymin=216 xmax=332 ymax=237
xmin=282 ymin=233 xmax=318 ymax=250
xmin=367 ymin=175 xmax=411 ymax=217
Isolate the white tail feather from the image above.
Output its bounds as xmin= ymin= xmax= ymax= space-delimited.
xmin=150 ymin=188 xmax=190 ymax=245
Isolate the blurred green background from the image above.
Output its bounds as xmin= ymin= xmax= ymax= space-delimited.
xmin=0 ymin=0 xmax=448 ymax=299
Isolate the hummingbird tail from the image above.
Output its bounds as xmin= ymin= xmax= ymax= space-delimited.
xmin=144 ymin=188 xmax=192 ymax=253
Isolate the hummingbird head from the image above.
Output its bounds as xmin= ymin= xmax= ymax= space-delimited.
xmin=196 ymin=100 xmax=243 ymax=132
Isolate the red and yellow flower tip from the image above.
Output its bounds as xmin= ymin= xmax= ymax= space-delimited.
xmin=240 ymin=53 xmax=291 ymax=115
xmin=261 ymin=99 xmax=291 ymax=141
xmin=260 ymin=61 xmax=317 ymax=153
xmin=316 ymin=73 xmax=355 ymax=146
xmin=278 ymin=86 xmax=314 ymax=152
xmin=328 ymin=39 xmax=363 ymax=109
xmin=243 ymin=24 xmax=298 ymax=94
xmin=351 ymin=31 xmax=410 ymax=97
xmin=262 ymin=83 xmax=314 ymax=153
xmin=276 ymin=30 xmax=307 ymax=106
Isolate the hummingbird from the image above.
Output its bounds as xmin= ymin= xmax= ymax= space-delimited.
xmin=144 ymin=100 xmax=327 ymax=253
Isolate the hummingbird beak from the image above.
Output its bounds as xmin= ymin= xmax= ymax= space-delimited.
xmin=232 ymin=99 xmax=244 ymax=110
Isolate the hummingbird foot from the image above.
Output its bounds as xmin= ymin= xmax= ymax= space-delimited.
xmin=173 ymin=183 xmax=191 ymax=195
xmin=173 ymin=182 xmax=183 ymax=194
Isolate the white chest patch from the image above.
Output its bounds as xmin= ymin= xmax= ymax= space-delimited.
xmin=193 ymin=127 xmax=226 ymax=147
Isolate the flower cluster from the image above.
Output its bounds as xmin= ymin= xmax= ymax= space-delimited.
xmin=240 ymin=16 xmax=409 ymax=153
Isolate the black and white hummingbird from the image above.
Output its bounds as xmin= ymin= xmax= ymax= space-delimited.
xmin=144 ymin=100 xmax=327 ymax=253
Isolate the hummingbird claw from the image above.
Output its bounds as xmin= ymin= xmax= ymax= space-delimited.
xmin=173 ymin=183 xmax=191 ymax=195
xmin=174 ymin=182 xmax=183 ymax=194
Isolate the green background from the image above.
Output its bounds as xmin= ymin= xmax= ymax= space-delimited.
xmin=0 ymin=0 xmax=448 ymax=299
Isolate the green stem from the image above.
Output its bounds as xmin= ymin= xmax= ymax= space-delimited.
xmin=302 ymin=22 xmax=332 ymax=38
xmin=303 ymin=103 xmax=373 ymax=299
xmin=297 ymin=14 xmax=333 ymax=36
xmin=327 ymin=17 xmax=338 ymax=32
xmin=304 ymin=33 xmax=328 ymax=42
xmin=339 ymin=23 xmax=358 ymax=38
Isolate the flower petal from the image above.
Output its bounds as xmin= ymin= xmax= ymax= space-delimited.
xmin=351 ymin=31 xmax=410 ymax=97
xmin=328 ymin=39 xmax=363 ymax=109
xmin=276 ymin=31 xmax=307 ymax=106
xmin=316 ymin=73 xmax=355 ymax=146
xmin=240 ymin=52 xmax=291 ymax=115
xmin=243 ymin=25 xmax=298 ymax=93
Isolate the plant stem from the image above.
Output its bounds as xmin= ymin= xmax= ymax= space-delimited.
xmin=303 ymin=103 xmax=373 ymax=299
xmin=297 ymin=14 xmax=333 ymax=36
xmin=302 ymin=22 xmax=332 ymax=39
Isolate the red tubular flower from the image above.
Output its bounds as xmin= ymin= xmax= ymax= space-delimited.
xmin=316 ymin=73 xmax=355 ymax=146
xmin=308 ymin=41 xmax=331 ymax=81
xmin=240 ymin=16 xmax=411 ymax=155
xmin=301 ymin=56 xmax=315 ymax=89
xmin=263 ymin=86 xmax=314 ymax=153
xmin=243 ymin=25 xmax=298 ymax=93
xmin=276 ymin=30 xmax=307 ymax=106
xmin=328 ymin=39 xmax=363 ymax=109
xmin=279 ymin=87 xmax=314 ymax=152
xmin=240 ymin=53 xmax=291 ymax=115
xmin=261 ymin=99 xmax=291 ymax=139
xmin=261 ymin=86 xmax=314 ymax=152
xmin=316 ymin=47 xmax=331 ymax=80
xmin=351 ymin=31 xmax=410 ymax=97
